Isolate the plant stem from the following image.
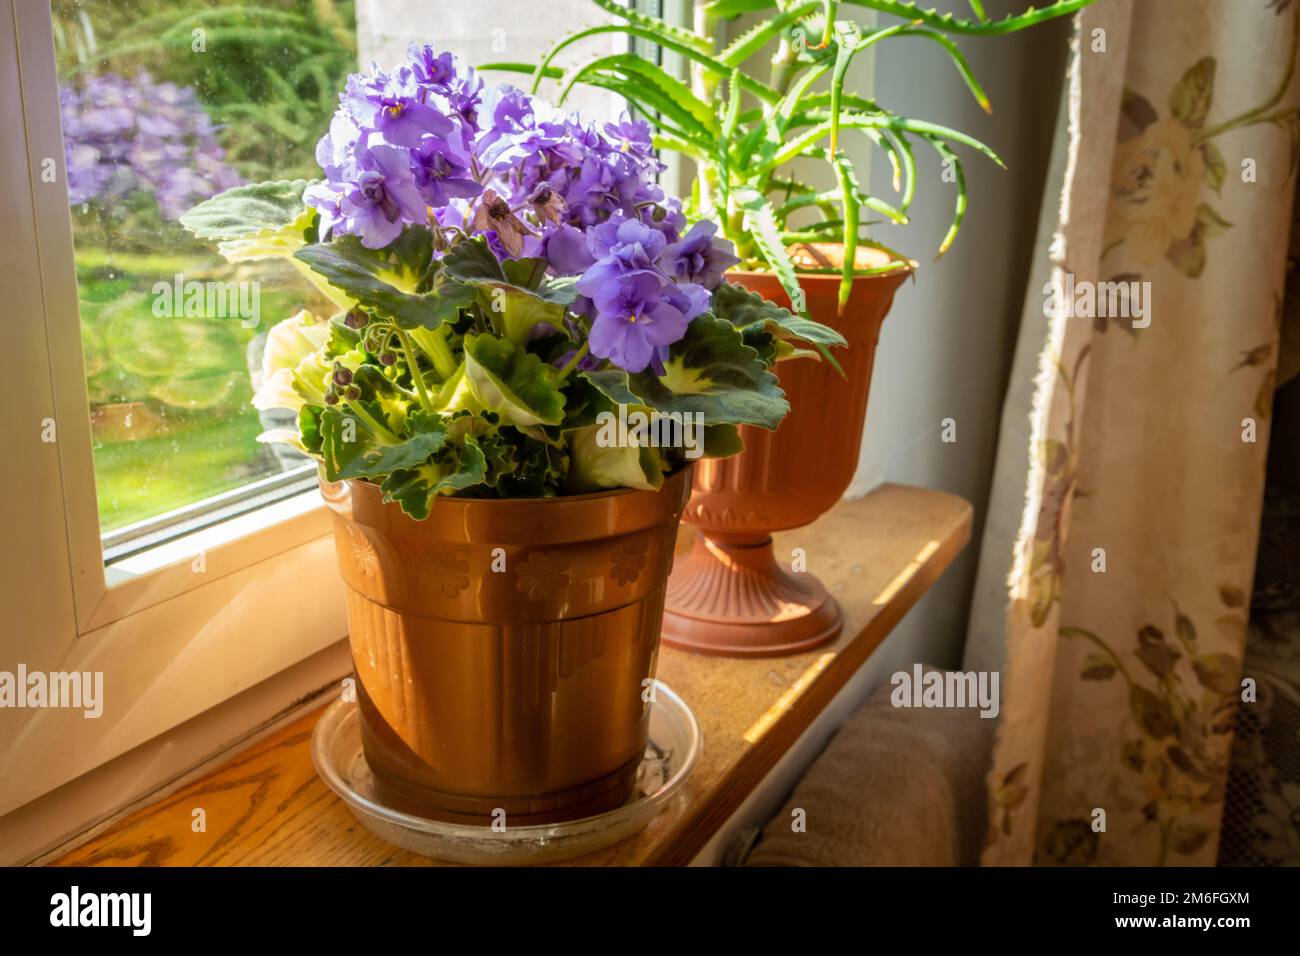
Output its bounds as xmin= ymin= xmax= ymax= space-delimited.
xmin=344 ymin=399 xmax=397 ymax=445
xmin=394 ymin=327 xmax=435 ymax=414
xmin=557 ymin=341 xmax=590 ymax=381
xmin=410 ymin=326 xmax=458 ymax=381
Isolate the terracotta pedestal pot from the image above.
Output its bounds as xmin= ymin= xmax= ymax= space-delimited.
xmin=321 ymin=466 xmax=692 ymax=826
xmin=663 ymin=245 xmax=910 ymax=657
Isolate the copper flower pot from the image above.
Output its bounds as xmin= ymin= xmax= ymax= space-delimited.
xmin=663 ymin=245 xmax=911 ymax=657
xmin=321 ymin=466 xmax=692 ymax=825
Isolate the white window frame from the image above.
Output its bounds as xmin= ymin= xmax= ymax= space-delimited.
xmin=0 ymin=0 xmax=347 ymax=818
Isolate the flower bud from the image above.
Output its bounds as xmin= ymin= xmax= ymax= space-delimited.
xmin=333 ymin=366 xmax=353 ymax=386
xmin=344 ymin=308 xmax=369 ymax=330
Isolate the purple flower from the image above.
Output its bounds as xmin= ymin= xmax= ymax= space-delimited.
xmin=410 ymin=134 xmax=481 ymax=207
xmin=340 ymin=144 xmax=427 ymax=248
xmin=587 ymin=272 xmax=692 ymax=373
xmin=344 ymin=67 xmax=454 ymax=148
xmin=407 ymin=43 xmax=483 ymax=130
xmin=543 ymin=223 xmax=595 ymax=275
xmin=575 ymin=215 xmax=670 ymax=297
xmin=409 ymin=45 xmax=457 ymax=89
xmin=658 ymin=221 xmax=741 ymax=290
xmin=304 ymin=181 xmax=347 ymax=237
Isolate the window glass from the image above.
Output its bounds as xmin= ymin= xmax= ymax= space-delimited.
xmin=53 ymin=1 xmax=358 ymax=534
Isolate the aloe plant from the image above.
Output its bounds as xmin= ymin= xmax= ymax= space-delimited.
xmin=489 ymin=0 xmax=1091 ymax=312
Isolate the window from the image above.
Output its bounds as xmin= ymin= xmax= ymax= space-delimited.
xmin=53 ymin=0 xmax=359 ymax=548
xmin=0 ymin=0 xmax=351 ymax=817
xmin=0 ymin=0 xmax=646 ymax=821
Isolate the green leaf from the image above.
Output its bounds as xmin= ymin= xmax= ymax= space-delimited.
xmin=319 ymin=405 xmax=386 ymax=482
xmin=298 ymin=405 xmax=324 ymax=455
xmin=583 ymin=313 xmax=788 ymax=430
xmin=832 ymin=156 xmax=860 ymax=308
xmin=564 ymin=423 xmax=665 ymax=493
xmin=927 ymin=137 xmax=968 ymax=257
xmin=719 ymin=1 xmax=821 ymax=67
xmin=837 ymin=0 xmax=1093 ymax=37
xmin=379 ymin=436 xmax=489 ymax=519
xmin=736 ymin=189 xmax=806 ymax=314
xmin=462 ymin=333 xmax=565 ymax=427
xmin=1170 ymin=56 xmax=1215 ymax=129
xmin=179 ymin=179 xmax=313 ymax=240
xmin=587 ymin=0 xmax=714 ymax=54
xmin=336 ymin=409 xmax=448 ymax=481
xmin=710 ymin=281 xmax=846 ymax=348
xmin=443 ymin=237 xmax=576 ymax=344
xmin=559 ymin=54 xmax=718 ymax=135
xmin=1201 ymin=141 xmax=1226 ymax=193
xmin=703 ymin=0 xmax=772 ymax=15
xmin=526 ymin=22 xmax=764 ymax=102
xmin=701 ymin=423 xmax=745 ymax=458
xmin=294 ymin=227 xmax=475 ymax=330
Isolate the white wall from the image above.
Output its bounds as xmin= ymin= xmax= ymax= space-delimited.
xmin=357 ymin=0 xmax=624 ymax=122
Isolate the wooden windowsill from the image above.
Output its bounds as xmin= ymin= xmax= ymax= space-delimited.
xmin=50 ymin=483 xmax=971 ymax=867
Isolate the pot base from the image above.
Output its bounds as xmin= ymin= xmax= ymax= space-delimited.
xmin=312 ymin=681 xmax=701 ymax=865
xmin=365 ymin=743 xmax=641 ymax=827
xmin=662 ymin=534 xmax=844 ymax=657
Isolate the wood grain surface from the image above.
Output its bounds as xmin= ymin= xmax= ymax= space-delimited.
xmin=51 ymin=483 xmax=971 ymax=867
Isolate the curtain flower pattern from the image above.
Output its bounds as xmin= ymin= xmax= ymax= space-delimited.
xmin=984 ymin=0 xmax=1300 ymax=866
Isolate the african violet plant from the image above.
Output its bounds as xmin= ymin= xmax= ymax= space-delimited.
xmin=179 ymin=44 xmax=841 ymax=518
xmin=492 ymin=0 xmax=1091 ymax=310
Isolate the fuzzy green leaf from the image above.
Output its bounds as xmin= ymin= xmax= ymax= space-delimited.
xmin=294 ymin=227 xmax=475 ymax=330
xmin=179 ymin=178 xmax=313 ymax=240
xmin=711 ymin=281 xmax=846 ymax=348
xmin=379 ymin=437 xmax=489 ymax=520
xmin=582 ymin=313 xmax=788 ymax=430
xmin=336 ymin=409 xmax=448 ymax=481
xmin=463 ymin=333 xmax=565 ymax=427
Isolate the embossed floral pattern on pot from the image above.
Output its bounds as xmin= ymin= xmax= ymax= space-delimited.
xmin=420 ymin=547 xmax=470 ymax=598
xmin=516 ymin=550 xmax=572 ymax=602
xmin=348 ymin=525 xmax=380 ymax=579
xmin=610 ymin=538 xmax=649 ymax=585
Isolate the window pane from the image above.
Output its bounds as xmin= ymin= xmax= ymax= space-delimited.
xmin=53 ymin=1 xmax=358 ymax=535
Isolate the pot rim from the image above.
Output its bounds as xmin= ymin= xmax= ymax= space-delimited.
xmin=319 ymin=461 xmax=693 ymax=507
xmin=731 ymin=240 xmax=918 ymax=279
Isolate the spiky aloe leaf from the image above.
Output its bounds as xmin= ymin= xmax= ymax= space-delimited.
xmin=841 ymin=0 xmax=1093 ymax=36
xmin=736 ymin=189 xmax=805 ymax=315
xmin=559 ymin=54 xmax=718 ymax=134
xmin=719 ymin=1 xmax=822 ymax=67
xmin=573 ymin=71 xmax=724 ymax=159
xmin=832 ymin=157 xmax=859 ymax=312
xmin=587 ymin=0 xmax=716 ymax=54
xmin=525 ymin=22 xmax=778 ymax=102
xmin=736 ymin=189 xmax=844 ymax=373
xmin=707 ymin=0 xmax=1094 ymax=35
xmin=924 ymin=136 xmax=968 ymax=258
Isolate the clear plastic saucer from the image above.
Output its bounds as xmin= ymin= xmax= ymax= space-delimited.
xmin=311 ymin=680 xmax=700 ymax=865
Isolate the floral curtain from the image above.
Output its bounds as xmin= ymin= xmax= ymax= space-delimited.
xmin=966 ymin=0 xmax=1300 ymax=866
